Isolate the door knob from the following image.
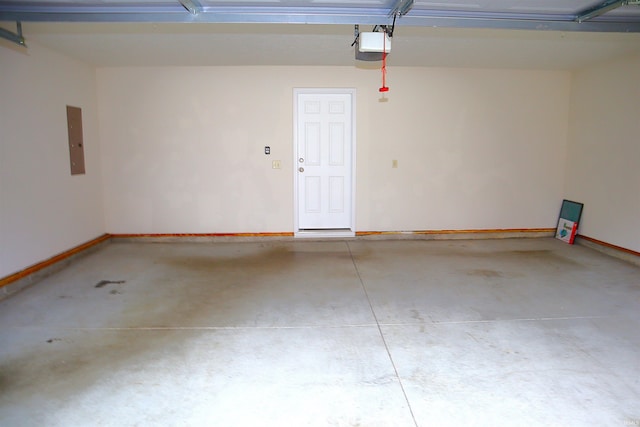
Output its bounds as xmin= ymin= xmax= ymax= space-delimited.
xmin=299 ymin=158 xmax=304 ymax=163
xmin=298 ymin=167 xmax=304 ymax=172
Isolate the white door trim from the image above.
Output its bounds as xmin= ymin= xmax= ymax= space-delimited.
xmin=293 ymin=88 xmax=356 ymax=238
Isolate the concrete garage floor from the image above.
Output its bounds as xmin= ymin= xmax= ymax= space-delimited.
xmin=0 ymin=238 xmax=639 ymax=426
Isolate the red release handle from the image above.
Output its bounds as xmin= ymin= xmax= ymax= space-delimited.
xmin=379 ymin=39 xmax=389 ymax=92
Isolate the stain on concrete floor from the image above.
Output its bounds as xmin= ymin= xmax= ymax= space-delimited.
xmin=95 ymin=279 xmax=126 ymax=288
xmin=0 ymin=242 xmax=362 ymax=407
xmin=1 ymin=238 xmax=638 ymax=426
xmin=466 ymin=269 xmax=504 ymax=278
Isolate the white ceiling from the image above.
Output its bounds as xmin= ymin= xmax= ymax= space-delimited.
xmin=7 ymin=22 xmax=640 ymax=70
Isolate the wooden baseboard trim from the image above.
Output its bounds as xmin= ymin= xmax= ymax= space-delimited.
xmin=0 ymin=234 xmax=111 ymax=289
xmin=356 ymin=228 xmax=556 ymax=237
xmin=0 ymin=228 xmax=559 ymax=291
xmin=577 ymin=235 xmax=640 ymax=258
xmin=111 ymin=232 xmax=295 ymax=239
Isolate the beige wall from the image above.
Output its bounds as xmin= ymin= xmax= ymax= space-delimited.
xmin=566 ymin=54 xmax=640 ymax=252
xmin=4 ymin=38 xmax=638 ymax=277
xmin=0 ymin=41 xmax=105 ymax=278
xmin=97 ymin=66 xmax=570 ymax=234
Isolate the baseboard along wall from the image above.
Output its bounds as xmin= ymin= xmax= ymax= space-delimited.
xmin=2 ymin=229 xmax=637 ymax=299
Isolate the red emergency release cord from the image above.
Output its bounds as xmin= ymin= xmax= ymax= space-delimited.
xmin=379 ymin=34 xmax=389 ymax=92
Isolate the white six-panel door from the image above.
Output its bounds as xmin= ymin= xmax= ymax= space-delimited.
xmin=294 ymin=89 xmax=355 ymax=236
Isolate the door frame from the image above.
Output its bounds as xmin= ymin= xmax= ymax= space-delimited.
xmin=293 ymin=88 xmax=356 ymax=238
